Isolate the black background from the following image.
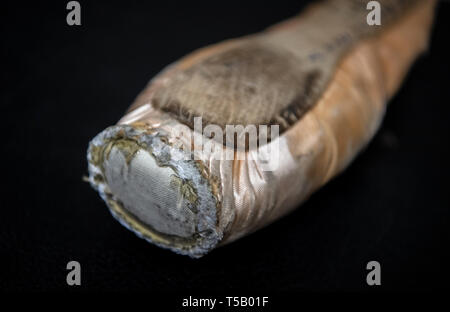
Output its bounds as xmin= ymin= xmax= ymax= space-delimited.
xmin=1 ymin=0 xmax=449 ymax=293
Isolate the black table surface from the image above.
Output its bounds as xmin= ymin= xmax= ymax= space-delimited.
xmin=2 ymin=0 xmax=449 ymax=293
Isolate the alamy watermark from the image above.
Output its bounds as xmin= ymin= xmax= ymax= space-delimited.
xmin=366 ymin=261 xmax=381 ymax=286
xmin=367 ymin=1 xmax=381 ymax=26
xmin=158 ymin=117 xmax=281 ymax=171
xmin=66 ymin=260 xmax=81 ymax=286
xmin=66 ymin=1 xmax=81 ymax=26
